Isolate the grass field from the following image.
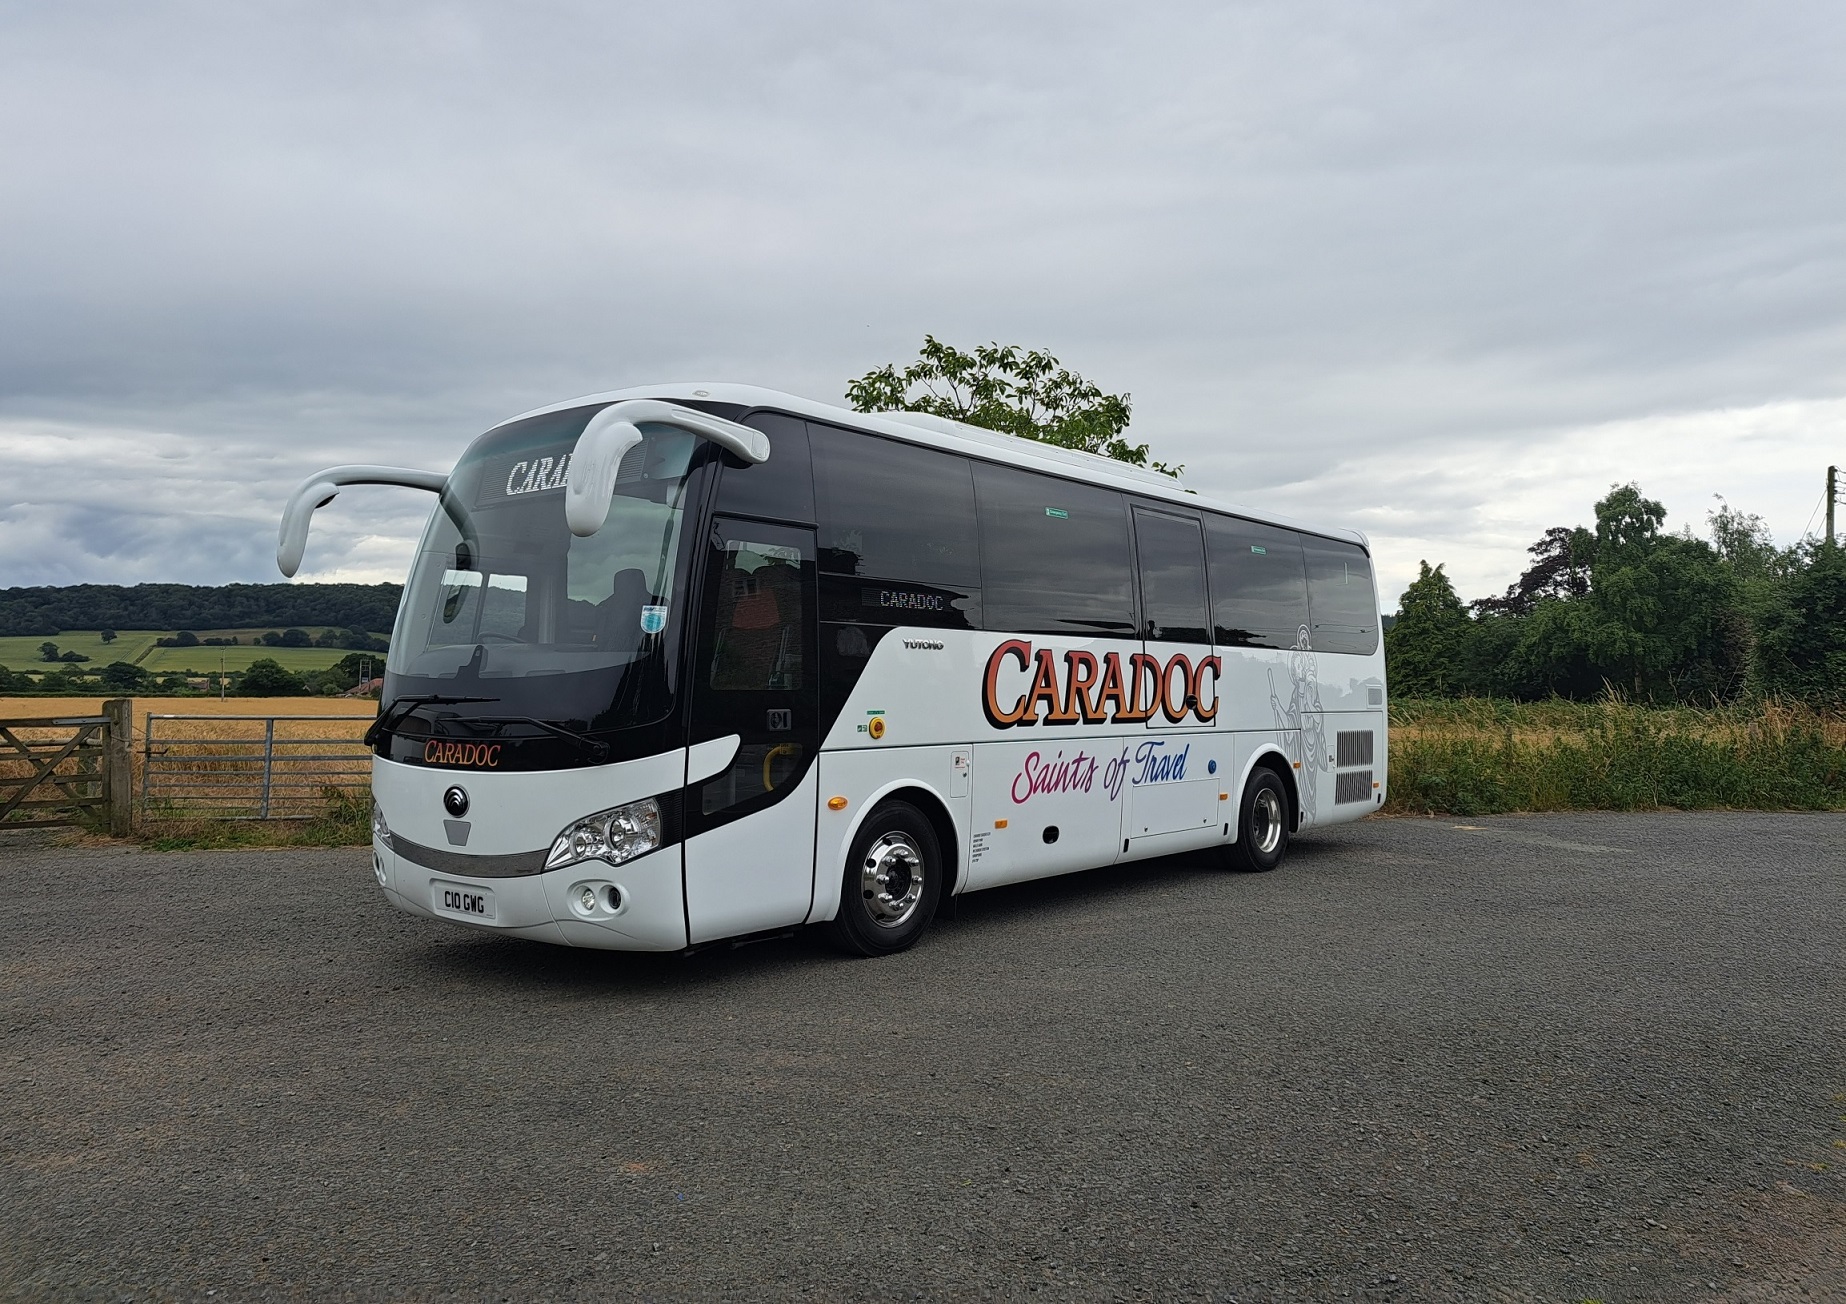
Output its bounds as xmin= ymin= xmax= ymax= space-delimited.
xmin=0 ymin=630 xmax=386 ymax=676
xmin=1387 ymin=697 xmax=1846 ymax=814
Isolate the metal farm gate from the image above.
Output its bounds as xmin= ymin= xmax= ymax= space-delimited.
xmin=141 ymin=713 xmax=373 ymax=819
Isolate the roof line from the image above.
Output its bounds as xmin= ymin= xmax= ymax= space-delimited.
xmin=493 ymin=382 xmax=1368 ymax=548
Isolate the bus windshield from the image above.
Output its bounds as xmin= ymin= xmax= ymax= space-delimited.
xmin=386 ymin=406 xmax=705 ymax=732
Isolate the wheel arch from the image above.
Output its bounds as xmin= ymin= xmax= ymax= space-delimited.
xmin=814 ymin=779 xmax=962 ymax=923
xmin=1239 ymin=745 xmax=1302 ymax=833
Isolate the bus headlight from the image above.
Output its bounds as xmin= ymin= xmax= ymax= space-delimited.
xmin=372 ymin=804 xmax=392 ymax=848
xmin=546 ymin=797 xmax=661 ymax=871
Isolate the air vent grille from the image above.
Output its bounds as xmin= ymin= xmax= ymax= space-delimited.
xmin=1336 ymin=730 xmax=1375 ymax=768
xmin=1334 ymin=770 xmax=1373 ymax=804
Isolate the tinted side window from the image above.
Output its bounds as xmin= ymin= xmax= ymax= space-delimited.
xmin=1302 ymin=536 xmax=1379 ymax=655
xmin=810 ymin=424 xmax=979 ymax=587
xmin=1204 ymin=516 xmax=1309 ymax=649
xmin=715 ymin=412 xmax=814 ymax=523
xmin=976 ymin=464 xmax=1135 ymax=637
xmin=1133 ymin=509 xmax=1209 ymax=643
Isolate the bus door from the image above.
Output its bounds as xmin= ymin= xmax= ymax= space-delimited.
xmin=1125 ymin=508 xmax=1223 ymax=845
xmin=682 ymin=518 xmax=820 ymax=944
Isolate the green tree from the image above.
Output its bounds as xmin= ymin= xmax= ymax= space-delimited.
xmin=1753 ymin=541 xmax=1846 ymax=700
xmin=239 ymin=658 xmax=306 ymax=696
xmin=1574 ymin=485 xmax=1741 ymax=700
xmin=1385 ymin=562 xmax=1474 ymax=695
xmin=98 ymin=629 xmax=116 ymax=644
xmin=847 ymin=336 xmax=1179 ymax=474
xmin=99 ymin=661 xmax=148 ymax=691
xmin=38 ymin=641 xmax=59 ymax=662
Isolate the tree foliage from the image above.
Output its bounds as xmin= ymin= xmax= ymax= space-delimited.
xmin=0 ymin=583 xmax=402 ymax=637
xmin=1388 ymin=482 xmax=1841 ymax=704
xmin=238 ymin=658 xmax=307 ymax=696
xmin=847 ymin=336 xmax=1179 ymax=475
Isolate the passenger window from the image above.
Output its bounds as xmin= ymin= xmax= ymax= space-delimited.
xmin=1133 ymin=510 xmax=1209 ymax=643
xmin=1204 ymin=517 xmax=1310 ymax=649
xmin=715 ymin=412 xmax=815 ymax=523
xmin=1302 ymin=537 xmax=1379 ymax=655
xmin=975 ymin=464 xmax=1135 ymax=637
xmin=810 ymin=424 xmax=980 ymax=587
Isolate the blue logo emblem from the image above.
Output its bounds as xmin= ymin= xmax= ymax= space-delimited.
xmin=639 ymin=605 xmax=668 ymax=634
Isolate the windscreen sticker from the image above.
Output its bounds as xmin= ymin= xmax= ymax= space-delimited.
xmin=639 ymin=604 xmax=669 ymax=634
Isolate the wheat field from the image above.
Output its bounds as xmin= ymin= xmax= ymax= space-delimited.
xmin=1 ymin=697 xmax=378 ymax=828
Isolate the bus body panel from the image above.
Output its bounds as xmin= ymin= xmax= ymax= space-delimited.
xmin=684 ymin=766 xmax=818 ymax=944
xmin=372 ymin=749 xmax=686 ymax=856
xmin=372 ymin=750 xmax=692 ymax=951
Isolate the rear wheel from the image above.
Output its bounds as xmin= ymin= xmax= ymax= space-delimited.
xmin=1228 ymin=768 xmax=1290 ymax=873
xmin=827 ymin=800 xmax=941 ymax=956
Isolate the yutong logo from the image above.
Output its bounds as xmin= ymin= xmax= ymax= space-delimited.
xmin=424 ymin=740 xmax=503 ymax=768
xmin=982 ymin=639 xmax=1220 ymax=729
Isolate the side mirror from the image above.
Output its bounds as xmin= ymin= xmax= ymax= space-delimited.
xmin=277 ymin=465 xmax=447 ymax=577
xmin=564 ymin=409 xmax=645 ymax=538
xmin=562 ymin=399 xmax=770 ymax=539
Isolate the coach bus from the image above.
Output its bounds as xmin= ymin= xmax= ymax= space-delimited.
xmin=277 ymin=384 xmax=1385 ymax=956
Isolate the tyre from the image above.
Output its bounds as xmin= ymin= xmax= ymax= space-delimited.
xmin=826 ymin=799 xmax=942 ymax=957
xmin=1227 ymin=768 xmax=1290 ymax=873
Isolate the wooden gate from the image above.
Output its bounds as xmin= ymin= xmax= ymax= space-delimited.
xmin=0 ymin=700 xmax=133 ymax=835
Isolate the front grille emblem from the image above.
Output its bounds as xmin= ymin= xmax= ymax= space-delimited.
xmin=443 ymin=786 xmax=470 ymax=818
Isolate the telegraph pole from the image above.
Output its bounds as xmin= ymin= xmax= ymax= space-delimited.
xmin=1829 ymin=465 xmax=1839 ymax=547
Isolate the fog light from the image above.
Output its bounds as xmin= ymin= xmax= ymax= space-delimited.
xmin=604 ymin=885 xmax=623 ymax=911
xmin=372 ymin=852 xmax=387 ymax=886
xmin=579 ymin=886 xmax=597 ymax=912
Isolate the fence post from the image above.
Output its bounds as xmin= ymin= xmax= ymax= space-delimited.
xmin=102 ymin=697 xmax=134 ymax=837
xmin=259 ymin=717 xmax=276 ymax=819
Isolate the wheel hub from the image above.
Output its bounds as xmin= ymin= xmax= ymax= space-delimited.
xmin=1251 ymin=788 xmax=1284 ymax=855
xmin=860 ymin=831 xmax=925 ymax=928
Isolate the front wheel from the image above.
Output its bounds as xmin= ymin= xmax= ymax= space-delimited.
xmin=826 ymin=800 xmax=941 ymax=957
xmin=1227 ymin=769 xmax=1290 ymax=873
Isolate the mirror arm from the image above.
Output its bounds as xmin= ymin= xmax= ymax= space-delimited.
xmin=594 ymin=400 xmax=770 ymax=465
xmin=563 ymin=400 xmax=770 ymax=539
xmin=277 ymin=465 xmax=447 ymax=578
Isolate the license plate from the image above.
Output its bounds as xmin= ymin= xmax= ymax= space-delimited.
xmin=431 ymin=881 xmax=497 ymax=921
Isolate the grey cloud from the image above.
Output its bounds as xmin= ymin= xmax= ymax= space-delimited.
xmin=0 ymin=0 xmax=1841 ymax=598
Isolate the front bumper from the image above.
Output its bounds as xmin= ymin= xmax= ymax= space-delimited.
xmin=374 ymin=835 xmax=687 ymax=951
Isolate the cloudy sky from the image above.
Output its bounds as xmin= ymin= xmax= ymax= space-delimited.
xmin=2 ymin=1 xmax=1842 ymax=605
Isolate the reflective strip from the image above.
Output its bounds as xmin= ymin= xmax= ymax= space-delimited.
xmin=392 ymin=834 xmax=551 ymax=878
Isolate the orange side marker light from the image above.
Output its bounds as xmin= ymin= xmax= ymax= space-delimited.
xmin=994 ymin=819 xmax=1008 ymax=829
xmin=827 ymin=796 xmax=848 ymax=811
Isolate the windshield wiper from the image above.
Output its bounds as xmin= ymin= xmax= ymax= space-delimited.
xmin=468 ymin=715 xmax=610 ymax=762
xmin=364 ymin=695 xmax=499 ymax=748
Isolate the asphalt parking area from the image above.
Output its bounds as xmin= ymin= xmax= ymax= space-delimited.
xmin=3 ymin=812 xmax=1844 ymax=1301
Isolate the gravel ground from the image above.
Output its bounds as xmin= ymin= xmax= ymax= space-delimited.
xmin=2 ymin=812 xmax=1844 ymax=1302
